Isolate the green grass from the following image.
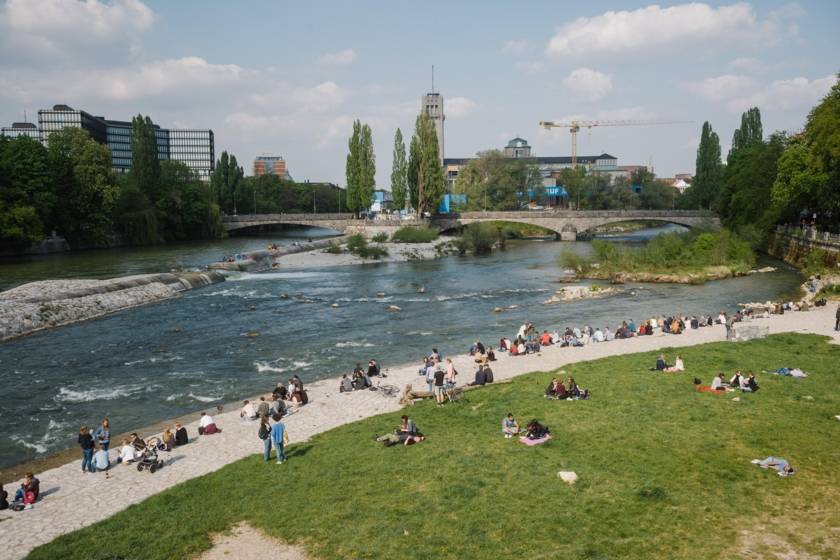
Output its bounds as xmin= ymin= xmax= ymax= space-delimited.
xmin=390 ymin=226 xmax=439 ymax=243
xmin=30 ymin=334 xmax=840 ymax=559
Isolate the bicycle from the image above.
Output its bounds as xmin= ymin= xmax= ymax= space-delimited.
xmin=444 ymin=384 xmax=465 ymax=404
xmin=373 ymin=381 xmax=400 ymax=398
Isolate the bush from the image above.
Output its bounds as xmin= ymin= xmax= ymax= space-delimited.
xmin=559 ymin=250 xmax=587 ymax=273
xmin=345 ymin=233 xmax=388 ymax=259
xmin=461 ymin=222 xmax=499 ymax=254
xmin=804 ymin=248 xmax=830 ymax=275
xmin=371 ymin=232 xmax=389 ymax=243
xmin=346 ymin=234 xmax=367 ymax=253
xmin=391 ymin=226 xmax=439 ymax=243
xmin=323 ymin=241 xmax=343 ymax=254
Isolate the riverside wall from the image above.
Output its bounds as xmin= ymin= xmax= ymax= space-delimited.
xmin=767 ymin=230 xmax=840 ymax=269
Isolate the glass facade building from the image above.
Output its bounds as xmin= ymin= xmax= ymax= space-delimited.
xmin=2 ymin=105 xmax=215 ymax=181
xmin=0 ymin=122 xmax=40 ymax=141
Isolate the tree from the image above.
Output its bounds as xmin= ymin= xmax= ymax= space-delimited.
xmin=407 ymin=113 xmax=445 ymax=215
xmin=719 ymin=132 xmax=785 ymax=230
xmin=557 ymin=167 xmax=586 ymax=209
xmin=771 ymin=137 xmax=826 ymax=224
xmin=48 ymin=127 xmax=117 ymax=245
xmin=210 ymin=151 xmax=244 ymax=214
xmin=452 ymin=150 xmax=541 ymax=211
xmin=683 ymin=121 xmax=723 ymax=210
xmin=390 ymin=128 xmax=408 ymax=211
xmin=345 ymin=120 xmax=363 ymax=215
xmin=0 ymin=135 xmax=52 ymax=248
xmin=358 ymin=123 xmax=376 ymax=212
xmin=728 ymin=107 xmax=763 ymax=163
xmin=632 ymin=168 xmax=674 ymax=209
xmin=802 ymin=74 xmax=840 ymax=223
xmin=130 ymin=115 xmax=162 ymax=203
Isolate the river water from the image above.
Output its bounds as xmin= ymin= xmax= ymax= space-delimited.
xmin=0 ymin=226 xmax=802 ymax=469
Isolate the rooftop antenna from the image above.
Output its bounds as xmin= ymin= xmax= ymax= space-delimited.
xmin=431 ymin=65 xmax=435 ymax=94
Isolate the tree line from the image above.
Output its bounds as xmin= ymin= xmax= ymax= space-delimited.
xmin=680 ymin=75 xmax=840 ymax=236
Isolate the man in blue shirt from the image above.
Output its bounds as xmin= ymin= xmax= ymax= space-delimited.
xmin=271 ymin=421 xmax=287 ymax=464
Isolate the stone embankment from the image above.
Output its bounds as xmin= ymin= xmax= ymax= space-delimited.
xmin=580 ymin=265 xmax=776 ymax=285
xmin=0 ymin=271 xmax=225 ymax=341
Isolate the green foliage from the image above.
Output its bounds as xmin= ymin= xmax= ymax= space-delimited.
xmin=460 ymin=222 xmax=499 ymax=254
xmin=390 ymin=128 xmax=408 ymax=211
xmin=345 ymin=233 xmax=387 ymax=259
xmin=682 ymin=121 xmax=723 ymax=210
xmin=346 ymin=120 xmax=375 ymax=215
xmin=452 ymin=150 xmax=542 ymax=211
xmin=390 ymin=226 xmax=439 ymax=243
xmin=728 ymin=107 xmax=764 ymax=164
xmin=371 ymin=232 xmax=389 ymax=243
xmin=130 ymin=115 xmax=162 ymax=202
xmin=559 ymin=250 xmax=586 ymax=273
xmin=803 ymin=247 xmax=830 ymax=276
xmin=0 ymin=135 xmax=51 ymax=248
xmin=47 ymin=127 xmax=117 ymax=246
xmin=408 ymin=112 xmax=445 ymax=215
xmin=29 ymin=334 xmax=840 ymax=560
xmin=323 ymin=241 xmax=343 ymax=254
xmin=573 ymin=229 xmax=756 ymax=276
xmin=210 ymin=151 xmax=244 ymax=214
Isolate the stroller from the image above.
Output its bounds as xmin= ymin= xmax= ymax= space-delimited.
xmin=136 ymin=437 xmax=165 ymax=473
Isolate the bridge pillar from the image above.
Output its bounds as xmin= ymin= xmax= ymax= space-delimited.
xmin=560 ymin=231 xmax=577 ymax=241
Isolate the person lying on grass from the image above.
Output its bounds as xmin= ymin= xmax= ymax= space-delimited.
xmin=502 ymin=413 xmax=520 ymax=438
xmin=374 ymin=415 xmax=425 ymax=446
xmin=751 ymin=456 xmax=795 ymax=477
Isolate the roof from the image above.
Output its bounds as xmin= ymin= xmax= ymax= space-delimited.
xmin=444 ymin=154 xmax=615 ymax=166
xmin=506 ymin=137 xmax=530 ymax=148
xmin=10 ymin=122 xmax=37 ymax=129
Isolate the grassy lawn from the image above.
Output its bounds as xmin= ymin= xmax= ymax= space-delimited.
xmin=30 ymin=334 xmax=840 ymax=559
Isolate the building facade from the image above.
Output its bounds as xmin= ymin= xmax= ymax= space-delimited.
xmin=421 ymin=93 xmax=444 ymax=163
xmin=253 ymin=155 xmax=291 ymax=180
xmin=2 ymin=105 xmax=214 ymax=180
xmin=0 ymin=122 xmax=40 ymax=141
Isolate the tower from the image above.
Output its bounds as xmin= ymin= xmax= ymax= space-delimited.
xmin=421 ymin=92 xmax=444 ymax=163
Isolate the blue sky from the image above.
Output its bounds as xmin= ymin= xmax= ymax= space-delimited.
xmin=1 ymin=0 xmax=837 ymax=186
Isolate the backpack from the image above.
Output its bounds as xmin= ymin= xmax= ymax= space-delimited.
xmin=258 ymin=423 xmax=270 ymax=440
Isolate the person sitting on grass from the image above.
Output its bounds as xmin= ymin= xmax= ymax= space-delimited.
xmin=664 ymin=355 xmax=685 ymax=373
xmin=502 ymin=413 xmax=520 ymax=438
xmin=198 ymin=412 xmax=221 ymax=435
xmin=525 ymin=419 xmax=550 ymax=440
xmin=654 ymin=354 xmax=668 ymax=371
xmin=710 ymin=373 xmax=725 ymax=392
xmin=482 ymin=363 xmax=494 ymax=383
xmin=730 ymin=370 xmax=743 ymax=388
xmin=744 ymin=372 xmax=760 ymax=392
xmin=375 ymin=415 xmax=424 ymax=446
xmin=751 ymin=456 xmax=795 ymax=476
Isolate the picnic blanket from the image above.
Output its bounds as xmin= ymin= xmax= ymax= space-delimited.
xmin=520 ymin=435 xmax=552 ymax=446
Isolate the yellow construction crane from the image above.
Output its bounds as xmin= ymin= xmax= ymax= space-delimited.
xmin=538 ymin=119 xmax=688 ymax=166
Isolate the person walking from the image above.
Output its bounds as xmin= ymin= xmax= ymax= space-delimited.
xmin=270 ymin=419 xmax=288 ymax=464
xmin=93 ymin=419 xmax=111 ymax=452
xmin=78 ymin=426 xmax=95 ymax=473
xmin=835 ymin=305 xmax=840 ymax=331
xmin=258 ymin=415 xmax=272 ymax=462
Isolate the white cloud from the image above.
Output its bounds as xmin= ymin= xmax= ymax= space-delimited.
xmin=317 ymin=49 xmax=357 ymax=65
xmin=545 ymin=3 xmax=799 ymax=58
xmin=562 ymin=68 xmax=613 ymax=101
xmin=730 ymin=74 xmax=834 ymax=112
xmin=515 ymin=61 xmax=546 ymax=75
xmin=501 ymin=39 xmax=529 ymax=54
xmin=102 ymin=57 xmax=245 ymax=100
xmin=290 ymin=81 xmax=347 ymax=113
xmin=0 ymin=0 xmax=153 ymax=61
xmin=446 ymin=97 xmax=478 ymax=119
xmin=688 ymin=74 xmax=755 ymax=102
xmin=728 ymin=57 xmax=768 ymax=74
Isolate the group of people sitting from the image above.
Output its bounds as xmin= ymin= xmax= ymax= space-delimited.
xmin=653 ymin=354 xmax=686 ymax=372
xmin=340 ymin=359 xmax=384 ymax=392
xmin=544 ymin=376 xmax=590 ymax=400
xmin=468 ymin=341 xmax=496 ymax=362
xmin=697 ymin=370 xmax=760 ymax=393
xmin=271 ymin=375 xmax=308 ymax=405
xmin=241 ymin=395 xmax=288 ymax=422
xmin=1 ymin=473 xmax=39 ymax=511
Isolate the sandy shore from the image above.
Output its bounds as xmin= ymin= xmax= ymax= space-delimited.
xmin=272 ymin=240 xmax=450 ymax=269
xmin=0 ymin=305 xmax=836 ymax=558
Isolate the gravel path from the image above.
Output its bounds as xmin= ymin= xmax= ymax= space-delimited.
xmin=0 ymin=305 xmax=835 ymax=558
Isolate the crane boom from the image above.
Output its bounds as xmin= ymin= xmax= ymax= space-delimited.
xmin=538 ymin=119 xmax=689 ymax=166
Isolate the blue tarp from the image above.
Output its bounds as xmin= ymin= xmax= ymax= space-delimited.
xmin=438 ymin=194 xmax=467 ymax=213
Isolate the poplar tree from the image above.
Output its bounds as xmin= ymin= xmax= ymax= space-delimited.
xmin=390 ymin=128 xmax=408 ymax=211
xmin=728 ymin=107 xmax=763 ymax=163
xmin=345 ymin=120 xmax=362 ymax=214
xmin=407 ymin=113 xmax=445 ymax=215
xmin=688 ymin=121 xmax=723 ymax=210
xmin=130 ymin=115 xmax=161 ymax=203
xmin=210 ymin=151 xmax=243 ymax=214
xmin=358 ymin=123 xmax=376 ymax=212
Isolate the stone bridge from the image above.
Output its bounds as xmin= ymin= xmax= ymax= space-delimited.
xmin=222 ymin=210 xmax=719 ymax=240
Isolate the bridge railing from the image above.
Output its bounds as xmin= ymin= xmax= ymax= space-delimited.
xmin=777 ymin=224 xmax=840 ymax=247
xmin=222 ymin=213 xmax=356 ymax=222
xmin=454 ymin=210 xmax=715 ymax=219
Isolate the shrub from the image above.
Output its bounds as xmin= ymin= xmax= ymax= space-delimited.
xmin=391 ymin=226 xmax=439 ymax=243
xmin=324 ymin=241 xmax=343 ymax=254
xmin=804 ymin=247 xmax=829 ymax=275
xmin=346 ymin=234 xmax=367 ymax=253
xmin=344 ymin=233 xmax=388 ymax=259
xmin=462 ymin=222 xmax=499 ymax=254
xmin=559 ymin=251 xmax=587 ymax=273
xmin=371 ymin=232 xmax=389 ymax=243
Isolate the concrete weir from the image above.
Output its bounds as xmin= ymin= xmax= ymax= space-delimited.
xmin=0 ymin=271 xmax=226 ymax=341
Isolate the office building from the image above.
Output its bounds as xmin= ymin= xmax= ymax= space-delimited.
xmin=253 ymin=155 xmax=292 ymax=180
xmin=421 ymin=92 xmax=444 ymax=163
xmin=3 ymin=104 xmax=215 ymax=180
xmin=0 ymin=122 xmax=40 ymax=141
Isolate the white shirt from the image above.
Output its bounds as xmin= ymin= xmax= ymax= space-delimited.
xmin=241 ymin=403 xmax=257 ymax=418
xmin=517 ymin=324 xmax=527 ymax=338
xmin=199 ymin=414 xmax=215 ymax=428
xmin=711 ymin=377 xmax=723 ymax=390
xmin=673 ymin=358 xmax=684 ymax=371
xmin=120 ymin=445 xmax=136 ymax=463
xmin=593 ymin=330 xmax=604 ymax=342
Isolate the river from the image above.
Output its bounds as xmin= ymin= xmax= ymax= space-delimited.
xmin=0 ymin=225 xmax=802 ymax=469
